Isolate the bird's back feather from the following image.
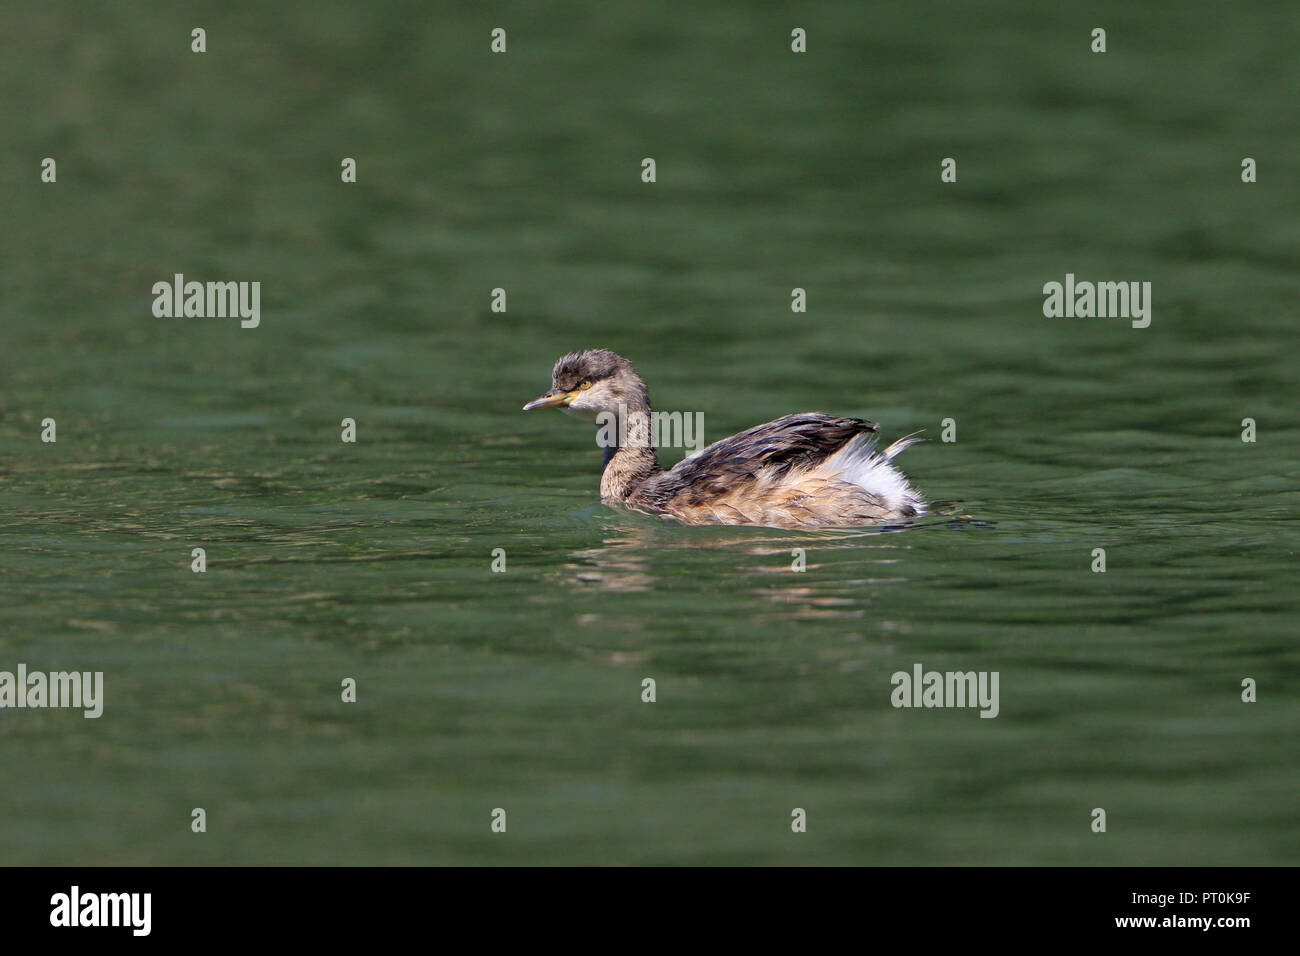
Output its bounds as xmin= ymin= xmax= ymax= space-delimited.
xmin=626 ymin=413 xmax=924 ymax=527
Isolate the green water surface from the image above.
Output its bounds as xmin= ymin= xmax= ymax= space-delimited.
xmin=1 ymin=1 xmax=1297 ymax=864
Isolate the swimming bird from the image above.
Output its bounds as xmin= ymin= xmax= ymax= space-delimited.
xmin=522 ymin=349 xmax=925 ymax=528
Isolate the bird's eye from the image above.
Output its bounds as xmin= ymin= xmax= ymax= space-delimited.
xmin=579 ymin=380 xmax=593 ymax=390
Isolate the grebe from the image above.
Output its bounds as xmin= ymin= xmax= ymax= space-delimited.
xmin=523 ymin=349 xmax=925 ymax=529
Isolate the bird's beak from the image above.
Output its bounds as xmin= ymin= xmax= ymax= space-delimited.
xmin=522 ymin=389 xmax=577 ymax=411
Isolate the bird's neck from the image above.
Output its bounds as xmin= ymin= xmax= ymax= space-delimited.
xmin=599 ymin=400 xmax=661 ymax=500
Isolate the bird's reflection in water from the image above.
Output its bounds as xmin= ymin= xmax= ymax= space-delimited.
xmin=567 ymin=529 xmax=658 ymax=592
xmin=560 ymin=512 xmax=964 ymax=620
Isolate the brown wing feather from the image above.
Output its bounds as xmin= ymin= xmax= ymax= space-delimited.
xmin=629 ymin=412 xmax=878 ymax=515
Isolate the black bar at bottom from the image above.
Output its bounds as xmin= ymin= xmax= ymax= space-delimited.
xmin=0 ymin=866 xmax=1281 ymax=942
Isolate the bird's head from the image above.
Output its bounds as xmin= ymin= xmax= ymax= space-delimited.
xmin=522 ymin=348 xmax=650 ymax=422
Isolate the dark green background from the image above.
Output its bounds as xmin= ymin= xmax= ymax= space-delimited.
xmin=1 ymin=1 xmax=1297 ymax=864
